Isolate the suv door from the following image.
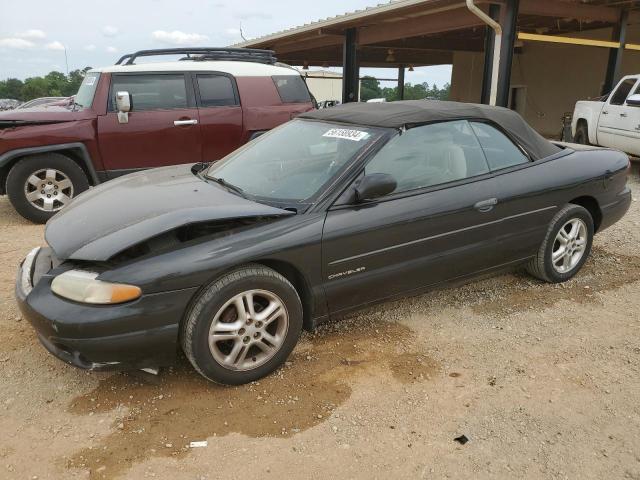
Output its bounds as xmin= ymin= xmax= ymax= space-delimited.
xmin=321 ymin=120 xmax=502 ymax=315
xmin=97 ymin=73 xmax=201 ymax=175
xmin=597 ymin=77 xmax=639 ymax=152
xmin=192 ymin=73 xmax=244 ymax=162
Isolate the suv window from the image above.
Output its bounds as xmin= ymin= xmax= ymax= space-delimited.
xmin=365 ymin=120 xmax=490 ymax=195
xmin=470 ymin=122 xmax=529 ymax=170
xmin=196 ymin=74 xmax=238 ymax=107
xmin=110 ymin=74 xmax=188 ymax=111
xmin=610 ymin=78 xmax=637 ymax=106
xmin=272 ymin=75 xmax=311 ymax=103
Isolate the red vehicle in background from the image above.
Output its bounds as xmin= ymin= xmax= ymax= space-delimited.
xmin=0 ymin=48 xmax=315 ymax=223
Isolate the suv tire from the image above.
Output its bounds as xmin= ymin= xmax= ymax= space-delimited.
xmin=6 ymin=153 xmax=89 ymax=223
xmin=181 ymin=264 xmax=303 ymax=385
xmin=526 ymin=204 xmax=594 ymax=283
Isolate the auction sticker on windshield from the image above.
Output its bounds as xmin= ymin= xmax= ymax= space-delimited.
xmin=323 ymin=128 xmax=370 ymax=142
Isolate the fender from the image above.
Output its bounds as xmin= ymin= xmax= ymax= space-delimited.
xmin=0 ymin=142 xmax=101 ymax=187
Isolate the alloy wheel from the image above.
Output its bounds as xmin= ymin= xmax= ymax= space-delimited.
xmin=208 ymin=289 xmax=289 ymax=371
xmin=552 ymin=218 xmax=588 ymax=274
xmin=24 ymin=168 xmax=74 ymax=212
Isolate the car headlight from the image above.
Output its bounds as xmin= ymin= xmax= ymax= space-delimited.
xmin=51 ymin=270 xmax=142 ymax=304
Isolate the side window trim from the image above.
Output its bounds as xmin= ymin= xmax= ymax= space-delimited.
xmin=107 ymin=72 xmax=195 ymax=112
xmin=609 ymin=78 xmax=638 ymax=106
xmin=190 ymin=71 xmax=240 ymax=108
xmin=469 ymin=120 xmax=531 ymax=172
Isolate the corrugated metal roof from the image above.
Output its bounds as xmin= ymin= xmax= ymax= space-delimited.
xmin=233 ymin=0 xmax=443 ymax=47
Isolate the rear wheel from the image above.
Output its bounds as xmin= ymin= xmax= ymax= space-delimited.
xmin=574 ymin=122 xmax=590 ymax=145
xmin=6 ymin=153 xmax=89 ymax=223
xmin=526 ymin=204 xmax=594 ymax=283
xmin=181 ymin=265 xmax=303 ymax=385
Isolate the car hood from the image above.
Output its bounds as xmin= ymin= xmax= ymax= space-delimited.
xmin=45 ymin=164 xmax=294 ymax=261
xmin=0 ymin=106 xmax=94 ymax=126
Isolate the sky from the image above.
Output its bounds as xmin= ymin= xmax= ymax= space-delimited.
xmin=0 ymin=0 xmax=452 ymax=88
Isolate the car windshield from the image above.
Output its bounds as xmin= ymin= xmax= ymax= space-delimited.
xmin=205 ymin=119 xmax=382 ymax=203
xmin=73 ymin=72 xmax=100 ymax=109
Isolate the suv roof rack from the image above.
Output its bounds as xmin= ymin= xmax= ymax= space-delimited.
xmin=115 ymin=48 xmax=278 ymax=66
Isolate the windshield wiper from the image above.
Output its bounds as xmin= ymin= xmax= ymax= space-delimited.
xmin=209 ymin=176 xmax=246 ymax=197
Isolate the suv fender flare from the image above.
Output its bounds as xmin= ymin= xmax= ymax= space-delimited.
xmin=0 ymin=143 xmax=100 ymax=186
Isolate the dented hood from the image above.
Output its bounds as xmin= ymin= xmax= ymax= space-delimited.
xmin=45 ymin=164 xmax=293 ymax=261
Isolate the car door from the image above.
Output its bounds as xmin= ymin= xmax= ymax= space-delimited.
xmin=321 ymin=120 xmax=503 ymax=315
xmin=469 ymin=121 xmax=560 ymax=263
xmin=192 ymin=73 xmax=244 ymax=162
xmin=97 ymin=72 xmax=202 ymax=175
xmin=597 ymin=77 xmax=639 ymax=152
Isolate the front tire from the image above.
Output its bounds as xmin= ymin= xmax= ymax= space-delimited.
xmin=526 ymin=204 xmax=594 ymax=283
xmin=181 ymin=265 xmax=303 ymax=385
xmin=6 ymin=153 xmax=89 ymax=223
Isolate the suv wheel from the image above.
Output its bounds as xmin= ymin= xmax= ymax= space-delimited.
xmin=6 ymin=153 xmax=89 ymax=223
xmin=182 ymin=265 xmax=303 ymax=385
xmin=526 ymin=204 xmax=594 ymax=283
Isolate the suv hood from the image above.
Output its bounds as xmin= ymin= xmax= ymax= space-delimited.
xmin=45 ymin=164 xmax=294 ymax=261
xmin=0 ymin=106 xmax=94 ymax=126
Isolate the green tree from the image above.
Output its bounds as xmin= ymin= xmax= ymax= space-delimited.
xmin=360 ymin=76 xmax=382 ymax=102
xmin=0 ymin=78 xmax=25 ymax=100
xmin=21 ymin=77 xmax=49 ymax=100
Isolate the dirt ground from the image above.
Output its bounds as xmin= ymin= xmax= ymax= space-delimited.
xmin=1 ymin=166 xmax=639 ymax=480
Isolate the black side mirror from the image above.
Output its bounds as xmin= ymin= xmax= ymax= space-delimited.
xmin=355 ymin=173 xmax=397 ymax=202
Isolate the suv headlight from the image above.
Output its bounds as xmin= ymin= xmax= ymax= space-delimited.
xmin=51 ymin=270 xmax=142 ymax=304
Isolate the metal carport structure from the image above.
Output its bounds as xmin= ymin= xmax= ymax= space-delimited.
xmin=235 ymin=0 xmax=640 ymax=112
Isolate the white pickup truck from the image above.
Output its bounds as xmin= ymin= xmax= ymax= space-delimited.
xmin=572 ymin=74 xmax=640 ymax=156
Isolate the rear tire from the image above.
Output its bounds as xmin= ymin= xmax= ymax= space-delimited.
xmin=6 ymin=153 xmax=89 ymax=223
xmin=181 ymin=265 xmax=303 ymax=385
xmin=526 ymin=204 xmax=594 ymax=283
xmin=574 ymin=122 xmax=590 ymax=145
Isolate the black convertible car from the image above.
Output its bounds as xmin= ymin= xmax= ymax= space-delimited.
xmin=16 ymin=101 xmax=631 ymax=385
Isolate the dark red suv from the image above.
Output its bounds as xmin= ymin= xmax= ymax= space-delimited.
xmin=0 ymin=48 xmax=314 ymax=223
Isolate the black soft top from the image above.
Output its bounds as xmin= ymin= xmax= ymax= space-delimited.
xmin=299 ymin=100 xmax=561 ymax=160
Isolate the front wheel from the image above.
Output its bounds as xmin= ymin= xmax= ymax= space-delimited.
xmin=526 ymin=204 xmax=594 ymax=283
xmin=181 ymin=265 xmax=303 ymax=385
xmin=6 ymin=153 xmax=89 ymax=223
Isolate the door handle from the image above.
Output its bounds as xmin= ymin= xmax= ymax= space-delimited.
xmin=602 ymin=111 xmax=609 ymax=115
xmin=174 ymin=119 xmax=198 ymax=126
xmin=620 ymin=113 xmax=628 ymax=117
xmin=474 ymin=198 xmax=498 ymax=212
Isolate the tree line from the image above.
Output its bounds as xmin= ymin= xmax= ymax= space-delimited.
xmin=0 ymin=67 xmax=92 ymax=101
xmin=361 ymin=76 xmax=450 ymax=102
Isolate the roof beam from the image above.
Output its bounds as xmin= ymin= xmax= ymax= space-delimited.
xmin=358 ymin=7 xmax=486 ymax=45
xmin=519 ymin=0 xmax=630 ymax=24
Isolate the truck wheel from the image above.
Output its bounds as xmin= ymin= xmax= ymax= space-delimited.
xmin=181 ymin=264 xmax=303 ymax=385
xmin=574 ymin=123 xmax=590 ymax=145
xmin=526 ymin=204 xmax=594 ymax=283
xmin=6 ymin=153 xmax=89 ymax=224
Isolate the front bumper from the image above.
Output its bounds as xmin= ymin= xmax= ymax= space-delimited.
xmin=16 ymin=247 xmax=199 ymax=371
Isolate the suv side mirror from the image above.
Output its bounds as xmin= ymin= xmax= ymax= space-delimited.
xmin=626 ymin=94 xmax=640 ymax=107
xmin=115 ymin=91 xmax=131 ymax=124
xmin=355 ymin=173 xmax=397 ymax=202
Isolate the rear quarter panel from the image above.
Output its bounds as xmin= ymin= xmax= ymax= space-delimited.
xmin=236 ymin=76 xmax=314 ymax=141
xmin=572 ymin=100 xmax=603 ymax=143
xmin=496 ymin=147 xmax=629 ymax=261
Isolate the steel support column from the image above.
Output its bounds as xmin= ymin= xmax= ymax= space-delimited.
xmin=602 ymin=9 xmax=629 ymax=96
xmin=398 ymin=65 xmax=405 ymax=100
xmin=481 ymin=3 xmax=501 ymax=105
xmin=342 ymin=28 xmax=360 ymax=103
xmin=496 ymin=0 xmax=519 ymax=107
